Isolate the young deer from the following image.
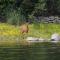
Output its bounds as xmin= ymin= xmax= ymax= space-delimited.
xmin=20 ymin=23 xmax=29 ymax=34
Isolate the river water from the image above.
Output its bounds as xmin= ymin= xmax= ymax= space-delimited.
xmin=0 ymin=42 xmax=60 ymax=60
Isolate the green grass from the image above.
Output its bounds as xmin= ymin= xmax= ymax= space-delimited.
xmin=0 ymin=23 xmax=60 ymax=46
xmin=28 ymin=23 xmax=60 ymax=39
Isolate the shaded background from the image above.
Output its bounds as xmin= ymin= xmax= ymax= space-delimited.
xmin=0 ymin=0 xmax=60 ymax=25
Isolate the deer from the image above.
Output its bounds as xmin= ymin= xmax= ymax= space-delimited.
xmin=20 ymin=23 xmax=29 ymax=34
xmin=20 ymin=22 xmax=29 ymax=39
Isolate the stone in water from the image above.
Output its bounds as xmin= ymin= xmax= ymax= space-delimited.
xmin=51 ymin=33 xmax=60 ymax=41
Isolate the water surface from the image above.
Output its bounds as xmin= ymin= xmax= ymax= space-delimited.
xmin=0 ymin=42 xmax=60 ymax=60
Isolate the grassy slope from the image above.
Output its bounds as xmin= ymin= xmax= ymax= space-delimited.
xmin=0 ymin=23 xmax=60 ymax=46
xmin=28 ymin=23 xmax=60 ymax=38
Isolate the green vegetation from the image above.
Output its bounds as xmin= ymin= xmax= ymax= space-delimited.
xmin=28 ymin=23 xmax=60 ymax=38
xmin=0 ymin=0 xmax=60 ymax=25
xmin=0 ymin=23 xmax=60 ymax=46
xmin=0 ymin=1 xmax=60 ymax=60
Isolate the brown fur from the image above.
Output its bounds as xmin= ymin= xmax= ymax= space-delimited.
xmin=20 ymin=23 xmax=29 ymax=34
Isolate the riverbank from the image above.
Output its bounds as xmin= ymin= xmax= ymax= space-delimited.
xmin=0 ymin=23 xmax=60 ymax=46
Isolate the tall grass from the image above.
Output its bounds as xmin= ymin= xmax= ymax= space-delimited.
xmin=6 ymin=9 xmax=26 ymax=25
xmin=0 ymin=23 xmax=60 ymax=46
xmin=28 ymin=23 xmax=60 ymax=38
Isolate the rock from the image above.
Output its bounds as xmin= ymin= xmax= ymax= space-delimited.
xmin=51 ymin=33 xmax=60 ymax=41
xmin=39 ymin=38 xmax=45 ymax=42
xmin=26 ymin=37 xmax=46 ymax=42
xmin=26 ymin=37 xmax=39 ymax=42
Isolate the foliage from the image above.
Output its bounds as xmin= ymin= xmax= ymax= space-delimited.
xmin=0 ymin=23 xmax=20 ymax=36
xmin=46 ymin=0 xmax=60 ymax=15
xmin=1 ymin=23 xmax=60 ymax=38
xmin=34 ymin=0 xmax=46 ymax=16
xmin=0 ymin=23 xmax=60 ymax=46
xmin=0 ymin=0 xmax=60 ymax=25
xmin=0 ymin=0 xmax=38 ymax=25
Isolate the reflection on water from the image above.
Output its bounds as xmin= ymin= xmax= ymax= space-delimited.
xmin=0 ymin=42 xmax=60 ymax=60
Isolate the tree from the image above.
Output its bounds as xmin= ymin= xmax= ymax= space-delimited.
xmin=56 ymin=0 xmax=60 ymax=15
xmin=0 ymin=0 xmax=38 ymax=25
xmin=46 ymin=0 xmax=60 ymax=15
xmin=30 ymin=0 xmax=46 ymax=16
